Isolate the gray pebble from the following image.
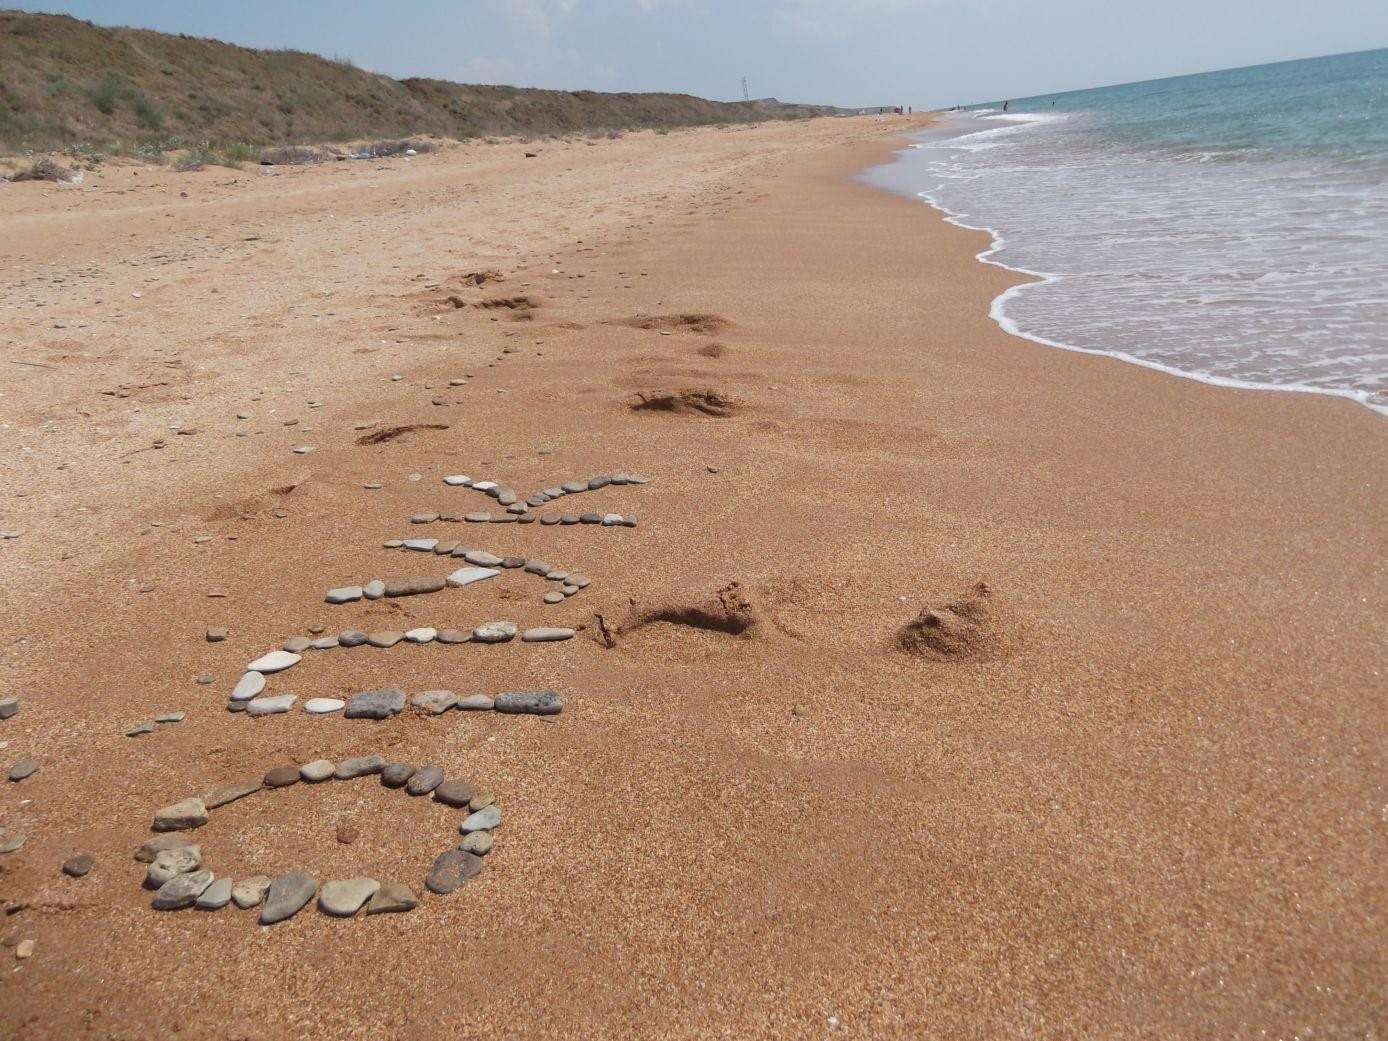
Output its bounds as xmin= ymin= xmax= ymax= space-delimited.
xmin=195 ymin=877 xmax=234 ymax=910
xmin=523 ymin=560 xmax=551 ymax=575
xmin=521 ymin=627 xmax=574 ymax=642
xmin=471 ymin=620 xmax=518 ymax=644
xmin=464 ymin=512 xmax=492 ymax=523
xmin=405 ymin=766 xmax=444 ymax=796
xmin=588 ymin=476 xmax=611 ymax=490
xmin=0 ymin=697 xmax=15 ymax=720
xmin=384 ymin=577 xmax=445 ymax=597
xmin=232 ymin=875 xmax=272 ymax=909
xmin=155 ymin=712 xmax=185 ymax=724
xmin=205 ymin=628 xmax=228 ymax=643
xmin=148 ymin=845 xmax=202 ymax=887
xmin=201 ymin=780 xmax=261 ymax=810
xmin=366 ymin=882 xmax=418 ymax=914
xmin=9 ymin=757 xmax=40 ymax=781
xmin=459 ymin=804 xmax=503 ymax=833
xmin=125 ymin=720 xmax=156 ymax=737
xmin=436 ymin=629 xmax=470 ymax=644
xmin=455 ymin=693 xmax=495 ymax=711
xmin=366 ymin=630 xmax=403 ymax=648
xmin=1 ymin=834 xmax=28 ymax=854
xmin=335 ymin=755 xmax=387 ymax=779
xmin=283 ymin=636 xmax=311 ymax=653
xmin=464 ymin=550 xmax=504 ymax=567
xmin=246 ymin=693 xmax=297 ymax=716
xmin=403 ymin=538 xmax=439 ymax=551
xmin=432 ymin=778 xmax=474 ymax=807
xmin=299 ymin=759 xmax=336 ymax=783
xmin=540 ymin=515 xmax=561 ymax=525
xmin=62 ymin=853 xmax=96 ymax=877
xmin=345 ymin=688 xmax=406 ymax=719
xmin=363 ymin=580 xmax=386 ymax=600
xmin=339 ymin=630 xmax=369 ymax=647
xmin=425 ymin=849 xmax=484 ymax=894
xmin=580 ymin=513 xmax=601 ymax=524
xmin=458 ymin=832 xmax=493 ymax=856
xmin=560 ymin=515 xmax=580 ymax=525
xmin=319 ymin=877 xmax=380 ymax=917
xmin=309 ymin=636 xmax=340 ymax=650
xmin=411 ymin=512 xmax=441 ymax=524
xmin=230 ymin=671 xmax=266 ymax=701
xmin=542 ymin=592 xmax=565 ymax=605
xmin=495 ymin=689 xmax=565 ymax=714
xmin=601 ymin=513 xmax=624 ymax=526
xmin=411 ymin=690 xmax=457 ymax=714
xmin=326 ymin=586 xmax=363 ymax=604
xmin=561 ymin=480 xmax=586 ymax=493
xmin=380 ymin=762 xmax=416 ymax=788
xmin=260 ymin=870 xmax=317 ymax=925
xmin=152 ymin=870 xmax=214 ymax=910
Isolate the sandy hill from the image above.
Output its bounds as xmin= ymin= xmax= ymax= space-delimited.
xmin=0 ymin=10 xmax=844 ymax=153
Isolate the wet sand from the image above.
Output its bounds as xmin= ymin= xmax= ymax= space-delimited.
xmin=0 ymin=116 xmax=1384 ymax=1039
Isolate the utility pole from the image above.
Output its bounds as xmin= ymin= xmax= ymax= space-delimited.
xmin=741 ymin=76 xmax=749 ymax=102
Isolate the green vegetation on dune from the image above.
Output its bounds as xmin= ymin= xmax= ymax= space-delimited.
xmin=0 ymin=11 xmax=845 ymax=155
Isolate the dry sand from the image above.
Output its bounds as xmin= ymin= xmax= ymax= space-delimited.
xmin=0 ymin=115 xmax=1384 ymax=1039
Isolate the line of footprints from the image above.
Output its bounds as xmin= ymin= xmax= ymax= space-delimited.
xmin=136 ymin=470 xmax=649 ymax=923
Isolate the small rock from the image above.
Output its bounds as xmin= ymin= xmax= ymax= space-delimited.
xmin=471 ymin=620 xmax=517 ymax=644
xmin=230 ymin=671 xmax=266 ymax=701
xmin=345 ymin=688 xmax=406 ymax=719
xmin=152 ymin=870 xmax=214 ymax=910
xmin=205 ymin=628 xmax=228 ymax=643
xmin=425 ymin=849 xmax=484 ymax=894
xmin=436 ymin=628 xmax=470 ymax=644
xmin=195 ymin=877 xmax=233 ymax=910
xmin=495 ymin=689 xmax=564 ymax=715
xmin=263 ymin=766 xmax=302 ymax=788
xmin=366 ymin=882 xmax=418 ymax=915
xmin=458 ymin=832 xmax=493 ymax=856
xmin=304 ymin=697 xmax=345 ymax=714
xmin=384 ymin=576 xmax=445 ymax=597
xmin=411 ymin=512 xmax=441 ymax=524
xmin=246 ymin=693 xmax=297 ymax=716
xmin=15 ymin=939 xmax=35 ymax=959
xmin=62 ymin=854 xmax=94 ymax=878
xmin=443 ymin=474 xmax=472 ymax=486
xmin=405 ymin=766 xmax=444 ymax=796
xmin=411 ymin=690 xmax=457 ymax=714
xmin=0 ymin=697 xmax=16 ymax=721
xmin=246 ymin=650 xmax=300 ymax=674
xmin=404 ymin=627 xmax=438 ymax=643
xmin=232 ymin=876 xmax=273 ymax=909
xmin=542 ymin=592 xmax=565 ymax=605
xmin=125 ymin=720 xmax=156 ymax=737
xmin=561 ymin=480 xmax=586 ymax=493
xmin=335 ymin=755 xmax=386 ymax=779
xmin=148 ymin=845 xmax=202 ymax=886
xmin=282 ymin=636 xmax=311 ymax=653
xmin=403 ymin=538 xmax=438 ymax=551
xmin=319 ymin=877 xmax=380 ymax=917
xmin=432 ymin=778 xmax=474 ymax=807
xmin=336 ymin=823 xmax=358 ymax=844
xmin=338 ymin=629 xmax=369 ymax=647
xmin=1 ymin=834 xmax=28 ymax=854
xmin=464 ymin=512 xmax=492 ymax=523
xmin=153 ymin=797 xmax=208 ymax=832
xmin=363 ymin=580 xmax=386 ymax=600
xmin=463 ymin=550 xmax=504 ymax=567
xmin=309 ymin=636 xmax=339 ymax=650
xmin=8 ymin=758 xmax=38 ymax=782
xmin=446 ymin=567 xmax=500 ymax=588
xmin=202 ymin=779 xmax=261 ymax=809
xmin=469 ymin=791 xmax=496 ymax=812
xmin=366 ymin=631 xmax=404 ymax=648
xmin=521 ymin=627 xmax=574 ymax=642
xmin=455 ymin=693 xmax=495 ymax=711
xmin=154 ymin=712 xmax=185 ymax=724
xmin=134 ymin=834 xmax=196 ymax=863
xmin=326 ymin=586 xmax=363 ymax=604
xmin=580 ymin=513 xmax=601 ymax=524
xmin=380 ymin=762 xmax=416 ymax=788
xmin=300 ymin=759 xmax=336 ymax=782
xmin=459 ymin=804 xmax=503 ymax=833
xmin=260 ymin=870 xmax=317 ymax=925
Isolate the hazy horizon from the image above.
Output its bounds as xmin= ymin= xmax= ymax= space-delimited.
xmin=8 ymin=2 xmax=1388 ymax=109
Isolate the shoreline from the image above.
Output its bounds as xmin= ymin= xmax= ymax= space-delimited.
xmin=2 ymin=117 xmax=1383 ymax=1038
xmin=868 ymin=115 xmax=1388 ymax=417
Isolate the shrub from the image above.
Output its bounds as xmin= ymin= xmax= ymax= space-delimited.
xmin=132 ymin=92 xmax=163 ymax=131
xmin=258 ymin=145 xmax=327 ymax=165
xmin=174 ymin=147 xmax=213 ymax=172
xmin=87 ymin=73 xmax=122 ymax=115
xmin=217 ymin=140 xmax=257 ymax=164
xmin=12 ymin=157 xmax=76 ymax=183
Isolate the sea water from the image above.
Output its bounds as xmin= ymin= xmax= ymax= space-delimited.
xmin=863 ymin=49 xmax=1388 ymax=413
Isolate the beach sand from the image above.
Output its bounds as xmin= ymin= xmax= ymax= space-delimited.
xmin=0 ymin=116 xmax=1383 ymax=1039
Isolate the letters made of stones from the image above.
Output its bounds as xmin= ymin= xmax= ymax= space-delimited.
xmin=141 ymin=757 xmax=507 ymax=921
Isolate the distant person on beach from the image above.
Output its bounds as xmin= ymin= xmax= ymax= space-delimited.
xmin=1003 ymin=100 xmax=1009 ymax=112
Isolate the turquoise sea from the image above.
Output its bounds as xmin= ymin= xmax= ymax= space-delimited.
xmin=864 ymin=49 xmax=1388 ymax=412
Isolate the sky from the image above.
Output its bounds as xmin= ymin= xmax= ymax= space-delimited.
xmin=10 ymin=1 xmax=1388 ymax=108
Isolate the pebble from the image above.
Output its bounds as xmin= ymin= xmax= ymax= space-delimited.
xmin=148 ymin=846 xmax=202 ymax=886
xmin=339 ymin=630 xmax=369 ymax=647
xmin=152 ymin=805 xmax=208 ymax=838
xmin=125 ymin=720 xmax=156 ymax=737
xmin=0 ymin=697 xmax=16 ymax=720
xmin=464 ymin=550 xmax=504 ymax=567
xmin=62 ymin=853 xmax=95 ymax=878
xmin=346 ymin=688 xmax=406 ymax=719
xmin=155 ymin=712 xmax=186 ymax=724
xmin=283 ymin=636 xmax=311 ymax=653
xmin=195 ymin=877 xmax=234 ymax=910
xmin=434 ymin=540 xmax=459 ymax=554
xmin=523 ymin=560 xmax=551 ymax=576
xmin=337 ymin=823 xmax=359 ymax=844
xmin=404 ymin=627 xmax=438 ymax=644
xmin=383 ymin=539 xmax=404 ymax=549
xmin=540 ymin=515 xmax=560 ymax=525
xmin=464 ymin=512 xmax=492 ymax=523
xmin=562 ymin=585 xmax=579 ymax=597
xmin=385 ymin=577 xmax=445 ymax=597
xmin=0 ymin=834 xmax=27 ymax=854
xmin=304 ymin=697 xmax=346 ymax=714
xmin=319 ymin=877 xmax=380 ymax=917
xmin=432 ymin=778 xmax=474 ymax=807
xmin=447 ymin=566 xmax=500 ymax=587
xmin=15 ymin=939 xmax=35 ymax=959
xmin=363 ymin=580 xmax=386 ymax=600
xmin=309 ymin=636 xmax=340 ymax=650
xmin=569 ymin=575 xmax=591 ymax=588
xmin=300 ymin=759 xmax=336 ymax=782
xmin=326 ymin=586 xmax=363 ymax=604
xmin=455 ymin=693 xmax=495 ymax=711
xmin=380 ymin=762 xmax=416 ymax=789
xmin=588 ymin=476 xmax=611 ymax=490
xmin=231 ymin=671 xmax=266 ymax=701
xmin=436 ymin=628 xmax=469 ymax=644
xmin=366 ymin=882 xmax=418 ymax=915
xmin=412 ymin=690 xmax=457 ymax=714
xmin=561 ymin=480 xmax=586 ymax=493
xmin=246 ymin=650 xmax=300 ymax=674
xmin=335 ymin=755 xmax=386 ymax=778
xmin=473 ymin=481 xmax=498 ymax=493
xmin=580 ymin=513 xmax=600 ymax=524
xmin=152 ymin=870 xmax=214 ymax=910
xmin=196 ymin=676 xmax=215 ymax=685
xmin=261 ymin=870 xmax=317 ymax=925
xmin=471 ymin=620 xmax=517 ymax=644
xmin=403 ymin=538 xmax=439 ymax=551
xmin=500 ymin=556 xmax=526 ymax=569
xmin=459 ymin=804 xmax=503 ymax=833
xmin=231 ymin=876 xmax=272 ymax=909
xmin=601 ymin=513 xmax=624 ymax=526
xmin=134 ymin=834 xmax=195 ymax=863
xmin=202 ymin=780 xmax=261 ymax=809
xmin=521 ymin=627 xmax=575 ymax=643
xmin=367 ymin=631 xmax=404 ymax=648
xmin=443 ymin=474 xmax=472 ymax=486
xmin=8 ymin=758 xmax=38 ymax=782
xmin=405 ymin=766 xmax=444 ymax=796
xmin=410 ymin=512 xmax=441 ymax=524
xmin=469 ymin=791 xmax=496 ymax=812
xmin=458 ymin=832 xmax=493 ymax=856
xmin=495 ymin=689 xmax=565 ymax=715
xmin=205 ymin=628 xmax=228 ymax=643
xmin=542 ymin=592 xmax=565 ymax=605
xmin=246 ymin=694 xmax=297 ymax=716
xmin=264 ymin=764 xmax=300 ymax=788
xmin=292 ymin=446 xmax=315 ymax=455
xmin=560 ymin=515 xmax=580 ymax=525
xmin=364 ymin=482 xmax=383 ymax=490
xmin=425 ymin=849 xmax=484 ymax=894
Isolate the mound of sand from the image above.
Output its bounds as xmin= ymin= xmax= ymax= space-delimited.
xmin=629 ymin=389 xmax=737 ymax=417
xmin=896 ymin=581 xmax=1011 ymax=662
xmin=597 ymin=581 xmax=759 ymax=646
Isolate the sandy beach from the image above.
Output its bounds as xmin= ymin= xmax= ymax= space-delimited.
xmin=1 ymin=114 xmax=1383 ymax=1039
